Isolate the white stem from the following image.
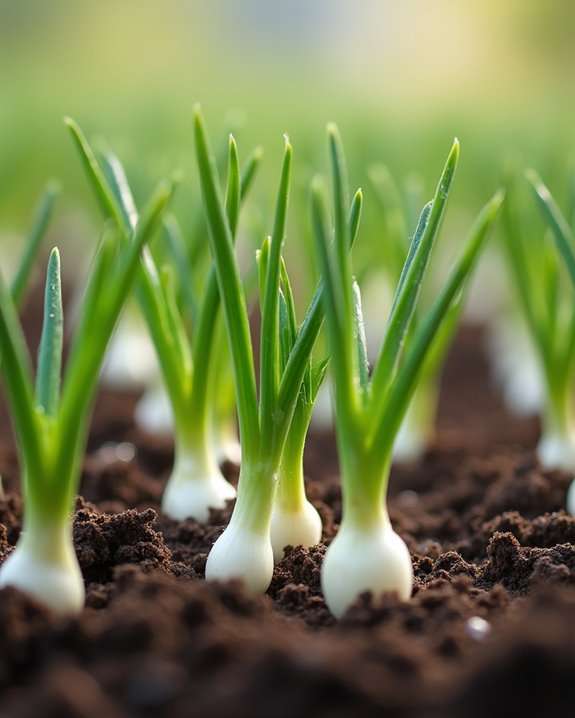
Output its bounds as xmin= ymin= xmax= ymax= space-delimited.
xmin=212 ymin=421 xmax=242 ymax=465
xmin=270 ymin=499 xmax=322 ymax=563
xmin=162 ymin=447 xmax=236 ymax=523
xmin=205 ymin=466 xmax=275 ymax=594
xmin=393 ymin=409 xmax=428 ymax=464
xmin=537 ymin=427 xmax=575 ymax=473
xmin=0 ymin=514 xmax=84 ymax=614
xmin=135 ymin=382 xmax=174 ymax=436
xmin=321 ymin=518 xmax=413 ymax=618
xmin=311 ymin=382 xmax=333 ymax=430
xmin=566 ymin=480 xmax=575 ymax=516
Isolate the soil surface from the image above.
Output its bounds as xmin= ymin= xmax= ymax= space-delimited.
xmin=0 ymin=325 xmax=574 ymax=718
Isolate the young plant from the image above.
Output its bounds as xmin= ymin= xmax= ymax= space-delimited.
xmin=368 ymin=166 xmax=462 ymax=463
xmin=194 ymin=108 xmax=362 ymax=592
xmin=65 ymin=121 xmax=261 ymax=523
xmin=503 ymin=171 xmax=575 ymax=474
xmin=0 ymin=154 xmax=173 ymax=613
xmin=312 ymin=129 xmax=503 ymax=617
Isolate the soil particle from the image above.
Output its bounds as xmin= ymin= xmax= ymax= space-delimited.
xmin=73 ymin=499 xmax=173 ymax=586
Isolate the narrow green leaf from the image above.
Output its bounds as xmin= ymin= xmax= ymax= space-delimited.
xmin=327 ymin=124 xmax=353 ymax=349
xmin=240 ymin=146 xmax=263 ymax=202
xmin=225 ymin=135 xmax=241 ymax=238
xmin=310 ymin=357 xmax=329 ymax=400
xmin=159 ymin=264 xmax=193 ymax=381
xmin=188 ymin=133 xmax=255 ymax=430
xmin=35 ymin=248 xmax=63 ymax=416
xmin=64 ymin=117 xmax=125 ymax=228
xmin=310 ymin=177 xmax=355 ymax=425
xmin=369 ymin=190 xmax=503 ymax=459
xmin=162 ymin=215 xmax=198 ymax=321
xmin=277 ymin=185 xmax=362 ymax=417
xmin=369 ymin=164 xmax=408 ymax=275
xmin=526 ymin=169 xmax=575 ymax=287
xmin=100 ymin=151 xmax=138 ymax=231
xmin=257 ymin=238 xmax=270 ymax=309
xmin=58 ymin=183 xmax=174 ymax=458
xmin=10 ymin=182 xmax=59 ymax=307
xmin=279 ymin=290 xmax=295 ymax=374
xmin=349 ymin=188 xmax=363 ymax=248
xmin=97 ymin=151 xmax=191 ymax=402
xmin=501 ymin=175 xmax=547 ymax=356
xmin=0 ymin=270 xmax=43 ymax=480
xmin=279 ymin=258 xmax=298 ymax=344
xmin=351 ymin=279 xmax=370 ymax=399
xmin=193 ymin=107 xmax=259 ymax=460
xmin=260 ymin=136 xmax=292 ymax=436
xmin=369 ymin=139 xmax=459 ymax=414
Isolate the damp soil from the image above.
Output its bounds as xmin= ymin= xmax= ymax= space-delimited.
xmin=0 ymin=325 xmax=574 ymax=718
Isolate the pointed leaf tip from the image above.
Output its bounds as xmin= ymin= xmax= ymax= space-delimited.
xmin=48 ymin=246 xmax=60 ymax=263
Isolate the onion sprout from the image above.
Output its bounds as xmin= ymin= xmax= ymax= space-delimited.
xmin=0 ymin=134 xmax=173 ymax=613
xmin=194 ymin=108 xmax=361 ymax=592
xmin=503 ymin=170 xmax=575 ymax=475
xmin=65 ymin=120 xmax=261 ymax=523
xmin=312 ymin=127 xmax=503 ymax=617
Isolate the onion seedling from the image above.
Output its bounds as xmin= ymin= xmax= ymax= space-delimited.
xmin=312 ymin=128 xmax=503 ymax=617
xmin=65 ymin=121 xmax=261 ymax=523
xmin=0 ymin=152 xmax=173 ymax=613
xmin=194 ymin=108 xmax=362 ymax=592
xmin=503 ymin=171 xmax=575 ymax=475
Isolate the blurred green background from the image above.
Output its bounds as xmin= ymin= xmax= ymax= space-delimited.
xmin=1 ymin=0 xmax=574 ymax=243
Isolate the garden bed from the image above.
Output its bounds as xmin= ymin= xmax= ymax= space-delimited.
xmin=0 ymin=325 xmax=573 ymax=718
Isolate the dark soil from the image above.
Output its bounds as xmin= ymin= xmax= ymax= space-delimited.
xmin=0 ymin=325 xmax=574 ymax=718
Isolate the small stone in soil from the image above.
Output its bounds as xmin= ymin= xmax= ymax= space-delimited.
xmin=465 ymin=615 xmax=491 ymax=641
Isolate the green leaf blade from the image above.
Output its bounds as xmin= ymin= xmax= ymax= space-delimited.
xmin=369 ymin=139 xmax=460 ymax=417
xmin=193 ymin=107 xmax=259 ymax=461
xmin=370 ymin=190 xmax=503 ymax=460
xmin=35 ymin=248 xmax=63 ymax=417
xmin=260 ymin=136 xmax=292 ymax=438
xmin=10 ymin=182 xmax=59 ymax=307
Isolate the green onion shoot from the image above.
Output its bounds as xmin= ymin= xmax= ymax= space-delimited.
xmin=194 ymin=108 xmax=359 ymax=592
xmin=64 ymin=120 xmax=262 ymax=523
xmin=312 ymin=127 xmax=503 ymax=617
xmin=503 ymin=170 xmax=575 ymax=479
xmin=0 ymin=137 xmax=173 ymax=613
xmin=507 ymin=169 xmax=575 ymax=514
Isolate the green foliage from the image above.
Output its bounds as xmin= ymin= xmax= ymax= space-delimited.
xmin=312 ymin=128 xmax=502 ymax=521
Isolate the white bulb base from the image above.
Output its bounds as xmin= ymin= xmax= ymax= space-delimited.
xmin=393 ymin=420 xmax=427 ymax=464
xmin=205 ymin=520 xmax=274 ymax=595
xmin=321 ymin=521 xmax=413 ymax=618
xmin=537 ymin=430 xmax=575 ymax=473
xmin=0 ymin=525 xmax=84 ymax=614
xmin=270 ymin=499 xmax=322 ymax=563
xmin=162 ymin=451 xmax=236 ymax=523
xmin=566 ymin=480 xmax=575 ymax=516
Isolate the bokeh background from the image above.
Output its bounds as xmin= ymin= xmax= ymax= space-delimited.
xmin=1 ymin=0 xmax=574 ymax=254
